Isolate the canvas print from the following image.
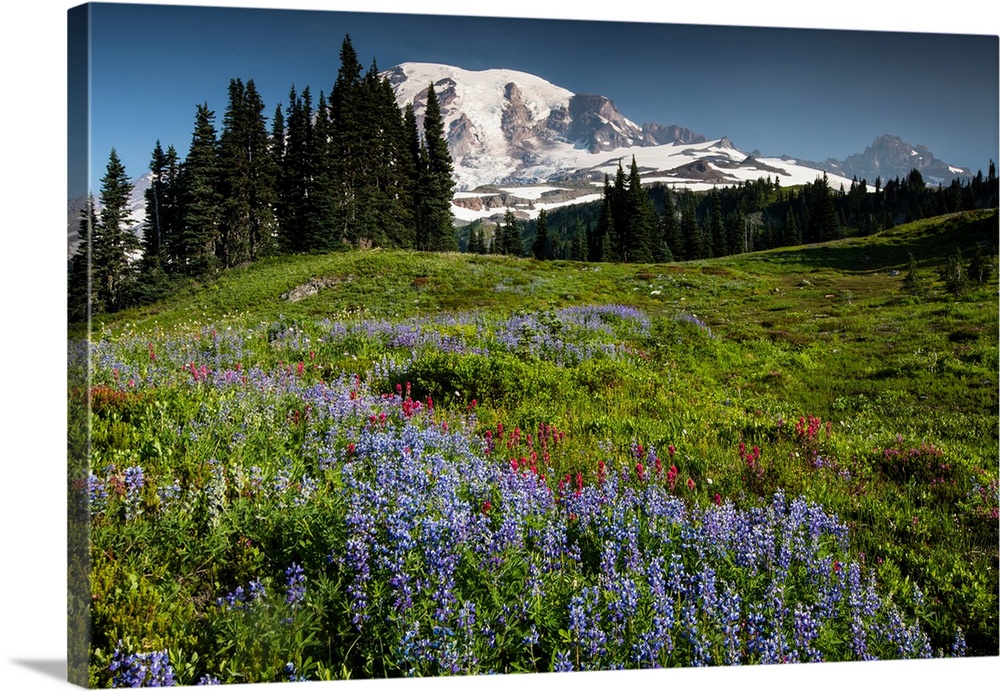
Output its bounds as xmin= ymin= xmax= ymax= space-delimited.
xmin=67 ymin=2 xmax=999 ymax=687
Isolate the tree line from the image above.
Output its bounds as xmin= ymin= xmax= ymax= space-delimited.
xmin=68 ymin=35 xmax=456 ymax=322
xmin=473 ymin=160 xmax=999 ymax=262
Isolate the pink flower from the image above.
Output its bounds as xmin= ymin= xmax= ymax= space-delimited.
xmin=686 ymin=477 xmax=696 ymax=491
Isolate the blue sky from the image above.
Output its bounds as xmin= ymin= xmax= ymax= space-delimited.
xmin=73 ymin=2 xmax=998 ymax=197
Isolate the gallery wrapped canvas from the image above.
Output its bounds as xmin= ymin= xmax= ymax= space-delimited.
xmin=65 ymin=1 xmax=998 ymax=688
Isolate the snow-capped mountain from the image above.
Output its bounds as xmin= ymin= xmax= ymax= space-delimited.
xmin=384 ymin=62 xmax=706 ymax=191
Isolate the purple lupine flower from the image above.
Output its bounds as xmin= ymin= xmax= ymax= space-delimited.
xmin=553 ymin=650 xmax=574 ymax=672
xmin=285 ymin=563 xmax=306 ymax=605
xmin=109 ymin=642 xmax=176 ymax=687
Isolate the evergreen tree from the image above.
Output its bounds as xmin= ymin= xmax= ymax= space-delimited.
xmin=142 ymin=141 xmax=179 ymax=269
xmin=217 ymin=78 xmax=278 ymax=267
xmin=67 ymin=196 xmax=98 ymax=323
xmin=611 ymin=163 xmax=629 ymax=259
xmin=329 ymin=35 xmax=366 ymax=246
xmin=175 ymin=104 xmax=222 ymax=272
xmin=784 ymin=208 xmax=800 ymax=247
xmin=595 ymin=176 xmax=617 ymax=262
xmin=624 ymin=157 xmax=656 ymax=262
xmin=681 ymin=197 xmax=703 ymax=260
xmin=402 ymin=103 xmax=425 ymax=248
xmin=467 ymin=225 xmax=486 ymax=254
xmin=707 ymin=188 xmax=726 ymax=257
xmin=725 ymin=210 xmax=745 ymax=255
xmin=807 ymin=173 xmax=839 ymax=242
xmin=280 ymin=87 xmax=326 ymax=251
xmin=500 ymin=209 xmax=523 ymax=257
xmin=657 ymin=187 xmax=681 ymax=262
xmin=532 ymin=208 xmax=550 ymax=260
xmin=360 ymin=67 xmax=416 ymax=248
xmin=571 ymin=220 xmax=587 ymax=261
xmin=418 ymin=82 xmax=457 ymax=252
xmin=93 ymin=149 xmax=141 ymax=311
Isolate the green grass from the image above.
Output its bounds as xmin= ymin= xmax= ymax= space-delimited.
xmin=74 ymin=209 xmax=999 ymax=679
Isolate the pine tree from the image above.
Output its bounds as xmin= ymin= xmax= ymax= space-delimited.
xmin=624 ymin=157 xmax=656 ymax=263
xmin=532 ymin=208 xmax=550 ymax=260
xmin=707 ymin=188 xmax=726 ymax=257
xmin=217 ymin=78 xmax=278 ymax=268
xmin=67 ymin=196 xmax=98 ymax=322
xmin=329 ymin=35 xmax=365 ymax=246
xmin=808 ymin=173 xmax=839 ymax=242
xmin=657 ymin=187 xmax=681 ymax=261
xmin=467 ymin=224 xmax=486 ymax=254
xmin=419 ymin=82 xmax=457 ymax=252
xmin=175 ymin=104 xmax=222 ymax=272
xmin=571 ymin=220 xmax=587 ymax=261
xmin=402 ymin=104 xmax=425 ymax=248
xmin=595 ymin=177 xmax=617 ymax=262
xmin=142 ymin=141 xmax=179 ymax=269
xmin=681 ymin=198 xmax=703 ymax=260
xmin=93 ymin=149 xmax=141 ymax=311
xmin=784 ymin=208 xmax=800 ymax=247
xmin=611 ymin=163 xmax=629 ymax=259
xmin=500 ymin=209 xmax=523 ymax=257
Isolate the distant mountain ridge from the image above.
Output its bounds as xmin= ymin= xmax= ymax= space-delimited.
xmin=820 ymin=134 xmax=973 ymax=185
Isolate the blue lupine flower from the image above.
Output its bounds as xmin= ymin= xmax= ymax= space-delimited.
xmin=285 ymin=563 xmax=306 ymax=605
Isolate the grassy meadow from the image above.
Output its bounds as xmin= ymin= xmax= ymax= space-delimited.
xmin=70 ymin=209 xmax=998 ymax=686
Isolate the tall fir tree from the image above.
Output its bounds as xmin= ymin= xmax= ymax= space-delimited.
xmin=142 ymin=140 xmax=179 ymax=270
xmin=500 ymin=209 xmax=523 ymax=257
xmin=610 ymin=163 xmax=629 ymax=260
xmin=681 ymin=197 xmax=703 ymax=260
xmin=707 ymin=188 xmax=726 ymax=257
xmin=175 ymin=104 xmax=222 ymax=273
xmin=419 ymin=82 xmax=457 ymax=252
xmin=571 ymin=220 xmax=587 ymax=261
xmin=807 ymin=173 xmax=839 ymax=242
xmin=67 ymin=196 xmax=98 ymax=323
xmin=93 ymin=149 xmax=141 ymax=312
xmin=657 ymin=186 xmax=681 ymax=262
xmin=532 ymin=208 xmax=550 ymax=260
xmin=624 ymin=157 xmax=656 ymax=262
xmin=217 ymin=78 xmax=278 ymax=267
xmin=402 ymin=103 xmax=426 ymax=248
xmin=329 ymin=36 xmax=366 ymax=246
xmin=595 ymin=176 xmax=617 ymax=262
xmin=279 ymin=86 xmax=321 ymax=251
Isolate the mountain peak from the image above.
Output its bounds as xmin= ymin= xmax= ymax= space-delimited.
xmin=829 ymin=134 xmax=971 ymax=184
xmin=384 ymin=62 xmax=704 ymax=190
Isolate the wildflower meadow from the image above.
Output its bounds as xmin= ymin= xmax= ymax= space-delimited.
xmin=69 ymin=217 xmax=999 ymax=686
